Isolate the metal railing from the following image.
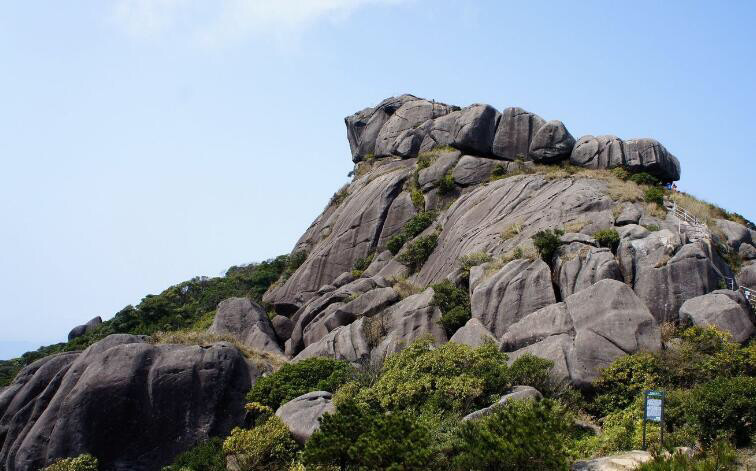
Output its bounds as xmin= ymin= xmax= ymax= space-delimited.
xmin=723 ymin=277 xmax=756 ymax=310
xmin=669 ymin=202 xmax=709 ymax=242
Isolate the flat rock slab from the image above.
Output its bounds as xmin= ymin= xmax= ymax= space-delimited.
xmin=276 ymin=391 xmax=335 ymax=445
xmin=572 ymin=450 xmax=652 ymax=470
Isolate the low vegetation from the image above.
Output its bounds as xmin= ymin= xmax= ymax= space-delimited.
xmin=397 ymin=233 xmax=439 ymax=272
xmin=431 ymin=280 xmax=472 ymax=336
xmin=43 ymin=455 xmax=98 ymax=471
xmin=593 ymin=228 xmax=621 ymax=252
xmin=386 ymin=211 xmax=437 ymax=255
xmin=351 ymin=252 xmax=375 ymax=277
xmin=532 ymin=228 xmax=564 ymax=263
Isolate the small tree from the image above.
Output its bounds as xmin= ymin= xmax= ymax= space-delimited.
xmin=532 ymin=229 xmax=564 ymax=263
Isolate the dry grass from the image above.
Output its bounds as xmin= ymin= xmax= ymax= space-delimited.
xmin=500 ymin=222 xmax=523 ymax=240
xmin=390 ymin=275 xmax=423 ymax=299
xmin=483 ymin=243 xmax=538 ymax=278
xmin=645 ymin=202 xmax=668 ymax=219
xmin=564 ymin=218 xmax=589 ymax=233
xmin=660 ymin=322 xmax=680 ymax=344
xmin=363 ymin=311 xmax=391 ymax=349
xmin=150 ymin=330 xmax=287 ymax=370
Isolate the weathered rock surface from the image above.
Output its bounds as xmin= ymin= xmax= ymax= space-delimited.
xmin=275 ymin=391 xmax=335 ymax=445
xmin=529 ymin=120 xmax=575 ymax=163
xmin=739 ymin=262 xmax=756 ymax=289
xmin=470 ymin=259 xmax=556 ymax=338
xmin=209 ymin=297 xmax=281 ymax=353
xmin=572 ymin=450 xmax=653 ymax=470
xmin=271 ymin=315 xmax=294 ymax=342
xmin=615 ymin=204 xmax=641 ymax=226
xmin=67 ymin=316 xmax=102 ymax=341
xmin=0 ymin=334 xmax=256 ymax=471
xmin=501 ymin=280 xmax=661 ymax=388
xmin=449 ymin=104 xmax=500 ymax=155
xmin=716 ymin=218 xmax=752 ymax=251
xmin=679 ymin=290 xmax=754 ymax=342
xmin=417 ymin=151 xmax=461 ymax=190
xmin=293 ymin=317 xmax=371 ymax=364
xmin=462 ymin=386 xmax=542 ymax=421
xmin=570 ymin=135 xmax=680 ymax=181
xmin=553 ymin=242 xmax=622 ymax=299
xmin=375 ymin=99 xmax=456 ymax=157
xmin=492 ymin=107 xmax=546 ymax=160
xmin=345 ymin=94 xmax=417 ymax=162
xmin=740 ymin=243 xmax=756 ymax=261
xmin=449 ymin=318 xmax=497 ymax=347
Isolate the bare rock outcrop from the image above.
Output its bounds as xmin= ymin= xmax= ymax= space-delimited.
xmin=209 ymin=297 xmax=281 ymax=354
xmin=492 ymin=107 xmax=546 ymax=160
xmin=501 ymin=279 xmax=661 ymax=388
xmin=67 ymin=316 xmax=102 ymax=341
xmin=275 ymin=391 xmax=335 ymax=445
xmin=553 ymin=242 xmax=622 ymax=299
xmin=679 ymin=290 xmax=755 ymax=343
xmin=571 ymin=135 xmax=681 ymax=182
xmin=449 ymin=318 xmax=497 ymax=347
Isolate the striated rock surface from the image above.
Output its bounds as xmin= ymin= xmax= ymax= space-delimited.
xmin=529 ymin=120 xmax=575 ymax=163
xmin=501 ymin=280 xmax=661 ymax=388
xmin=209 ymin=297 xmax=281 ymax=353
xmin=492 ymin=107 xmax=546 ymax=160
xmin=553 ymin=242 xmax=622 ymax=299
xmin=679 ymin=290 xmax=755 ymax=343
xmin=571 ymin=135 xmax=680 ymax=182
xmin=0 ymin=334 xmax=256 ymax=471
xmin=275 ymin=391 xmax=335 ymax=445
xmin=449 ymin=318 xmax=497 ymax=347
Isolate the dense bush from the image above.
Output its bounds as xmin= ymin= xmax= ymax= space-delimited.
xmin=0 ymin=256 xmax=289 ymax=387
xmin=593 ymin=229 xmax=620 ymax=252
xmin=686 ymin=376 xmax=756 ymax=446
xmin=645 ymin=187 xmax=665 ymax=206
xmin=246 ymin=357 xmax=354 ymax=410
xmin=432 ymin=280 xmax=472 ymax=336
xmin=351 ymin=252 xmax=375 ymax=277
xmin=302 ymin=399 xmax=434 ymax=470
xmin=591 ymin=352 xmax=663 ymax=416
xmin=532 ymin=228 xmax=564 ymax=263
xmin=438 ymin=170 xmax=456 ymax=195
xmin=508 ymin=353 xmax=555 ymax=394
xmin=451 ymin=399 xmax=572 ymax=470
xmin=397 ymin=233 xmax=438 ymax=272
xmin=222 ymin=416 xmax=299 ymax=471
xmin=629 ymin=172 xmax=660 ymax=186
xmin=636 ymin=440 xmax=737 ymax=471
xmin=162 ymin=437 xmax=225 ymax=471
xmin=387 ymin=211 xmax=437 ymax=255
xmin=43 ymin=454 xmax=98 ymax=471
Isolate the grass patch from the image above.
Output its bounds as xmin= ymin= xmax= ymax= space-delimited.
xmin=390 ymin=276 xmax=423 ymax=299
xmin=501 ymin=222 xmax=523 ymax=241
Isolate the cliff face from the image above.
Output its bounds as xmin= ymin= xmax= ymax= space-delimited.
xmin=2 ymin=95 xmax=754 ymax=470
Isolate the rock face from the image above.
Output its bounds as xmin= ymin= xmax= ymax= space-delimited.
xmin=462 ymin=386 xmax=542 ymax=421
xmin=275 ymin=391 xmax=335 ymax=445
xmin=449 ymin=318 xmax=497 ymax=347
xmin=716 ymin=219 xmax=753 ymax=251
xmin=501 ymin=280 xmax=661 ymax=388
xmin=492 ymin=107 xmax=546 ymax=160
xmin=209 ymin=297 xmax=281 ymax=354
xmin=572 ymin=451 xmax=653 ymax=470
xmin=679 ymin=290 xmax=755 ymax=343
xmin=553 ymin=242 xmax=623 ymax=299
xmin=67 ymin=316 xmax=102 ymax=341
xmin=470 ymin=259 xmax=556 ymax=338
xmin=570 ymin=135 xmax=681 ymax=182
xmin=529 ymin=120 xmax=575 ymax=163
xmin=0 ymin=334 xmax=256 ymax=471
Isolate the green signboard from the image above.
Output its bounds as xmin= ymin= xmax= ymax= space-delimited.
xmin=642 ymin=390 xmax=665 ymax=449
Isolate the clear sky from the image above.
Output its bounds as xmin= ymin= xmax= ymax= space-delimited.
xmin=1 ymin=0 xmax=754 ymax=359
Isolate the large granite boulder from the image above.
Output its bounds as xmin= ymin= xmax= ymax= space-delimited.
xmin=67 ymin=316 xmax=102 ymax=341
xmin=500 ymin=279 xmax=661 ymax=388
xmin=739 ymin=262 xmax=756 ymax=289
xmin=553 ymin=242 xmax=623 ymax=299
xmin=374 ymin=99 xmax=456 ymax=157
xmin=293 ymin=317 xmax=371 ymax=364
xmin=470 ymin=259 xmax=556 ymax=338
xmin=528 ymin=120 xmax=575 ymax=163
xmin=417 ymin=150 xmax=461 ymax=190
xmin=449 ymin=318 xmax=497 ymax=347
xmin=0 ymin=334 xmax=256 ymax=471
xmin=462 ymin=386 xmax=542 ymax=421
xmin=449 ymin=104 xmax=500 ymax=155
xmin=271 ymin=315 xmax=294 ymax=342
xmin=570 ymin=135 xmax=681 ymax=181
xmin=715 ymin=219 xmax=753 ymax=251
xmin=679 ymin=290 xmax=754 ymax=343
xmin=492 ymin=107 xmax=546 ymax=160
xmin=345 ymin=94 xmax=416 ymax=162
xmin=275 ymin=391 xmax=335 ymax=445
xmin=208 ymin=297 xmax=281 ymax=354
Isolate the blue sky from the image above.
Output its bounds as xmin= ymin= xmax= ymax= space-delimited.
xmin=1 ymin=0 xmax=754 ymax=359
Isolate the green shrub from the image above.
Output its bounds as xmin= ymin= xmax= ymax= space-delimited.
xmin=457 ymin=252 xmax=492 ymax=284
xmin=222 ymin=416 xmax=299 ymax=471
xmin=387 ymin=234 xmax=407 ymax=255
xmin=163 ymin=438 xmax=225 ymax=471
xmin=532 ymin=229 xmax=564 ymax=263
xmin=43 ymin=454 xmax=98 ymax=471
xmin=410 ymin=186 xmax=425 ymax=211
xmin=451 ymin=399 xmax=571 ymax=471
xmin=357 ymin=339 xmax=510 ymax=414
xmin=397 ymin=233 xmax=438 ymax=272
xmin=386 ymin=211 xmax=436 ymax=255
xmin=491 ymin=163 xmax=507 ymax=180
xmin=686 ymin=376 xmax=756 ymax=446
xmin=438 ymin=170 xmax=456 ymax=195
xmin=351 ymin=252 xmax=375 ymax=277
xmin=645 ymin=187 xmax=665 ymax=206
xmin=508 ymin=354 xmax=554 ymax=394
xmin=611 ymin=167 xmax=631 ymax=180
xmin=636 ymin=440 xmax=737 ymax=471
xmin=302 ymin=399 xmax=434 ymax=470
xmin=629 ymin=172 xmax=660 ymax=186
xmin=644 ymin=224 xmax=661 ymax=232
xmin=592 ymin=352 xmax=662 ymax=416
xmin=431 ymin=280 xmax=472 ymax=336
xmin=593 ymin=229 xmax=620 ymax=252
xmin=246 ymin=357 xmax=355 ymax=410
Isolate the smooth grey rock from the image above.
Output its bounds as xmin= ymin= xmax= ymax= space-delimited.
xmin=452 ymin=155 xmax=497 ymax=186
xmin=716 ymin=219 xmax=752 ymax=251
xmin=529 ymin=120 xmax=575 ymax=163
xmin=470 ymin=259 xmax=556 ymax=338
xmin=370 ymin=288 xmax=448 ymax=362
xmin=333 ymin=272 xmax=356 ymax=288
xmin=362 ymin=251 xmax=393 ymax=278
xmin=375 ymin=99 xmax=456 ymax=157
xmin=561 ymin=232 xmax=598 ymax=246
xmin=492 ymin=107 xmax=546 ymax=160
xmin=501 ymin=279 xmax=661 ymax=388
xmin=377 ymin=191 xmax=417 ymax=249
xmin=271 ymin=315 xmax=294 ymax=342
xmin=67 ymin=316 xmax=102 ymax=341
xmin=739 ymin=243 xmax=756 ymax=261
xmin=450 ymin=104 xmax=499 ymax=155
xmin=0 ymin=335 xmax=255 ymax=471
xmin=275 ymin=391 xmax=335 ymax=445
xmin=615 ymin=205 xmax=642 ymax=226
xmin=617 ymin=228 xmax=681 ymax=284
xmin=462 ymin=386 xmax=542 ymax=421
xmin=570 ymin=135 xmax=681 ymax=181
xmin=739 ymin=262 xmax=756 ymax=289
xmin=418 ymin=112 xmax=458 ymax=153
xmin=449 ymin=318 xmax=497 ymax=347
xmin=345 ymin=94 xmax=417 ymax=162
xmin=208 ymin=297 xmax=282 ymax=354
xmin=293 ymin=318 xmax=370 ymax=364
xmin=572 ymin=451 xmax=653 ymax=470
xmin=417 ymin=151 xmax=461 ymax=190
xmin=554 ymin=242 xmax=623 ymax=299
xmin=680 ymin=291 xmax=754 ymax=343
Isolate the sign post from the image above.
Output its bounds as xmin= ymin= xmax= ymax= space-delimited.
xmin=642 ymin=390 xmax=665 ymax=450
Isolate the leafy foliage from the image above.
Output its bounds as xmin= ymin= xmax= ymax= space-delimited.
xmin=645 ymin=187 xmax=665 ymax=206
xmin=43 ymin=454 xmax=98 ymax=471
xmin=457 ymin=252 xmax=492 ymax=285
xmin=246 ymin=357 xmax=355 ymax=410
xmin=302 ymin=399 xmax=434 ymax=470
xmin=438 ymin=170 xmax=456 ymax=195
xmin=0 ymin=256 xmax=289 ymax=387
xmin=629 ymin=172 xmax=660 ymax=186
xmin=386 ymin=211 xmax=437 ymax=255
xmin=431 ymin=280 xmax=472 ymax=336
xmin=451 ymin=399 xmax=572 ymax=471
xmin=351 ymin=252 xmax=375 ymax=277
xmin=397 ymin=233 xmax=438 ymax=272
xmin=636 ymin=440 xmax=737 ymax=471
xmin=593 ymin=229 xmax=620 ymax=252
xmin=592 ymin=352 xmax=662 ymax=416
xmin=222 ymin=416 xmax=299 ymax=471
xmin=532 ymin=228 xmax=564 ymax=263
xmin=162 ymin=438 xmax=225 ymax=471
xmin=686 ymin=376 xmax=756 ymax=446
